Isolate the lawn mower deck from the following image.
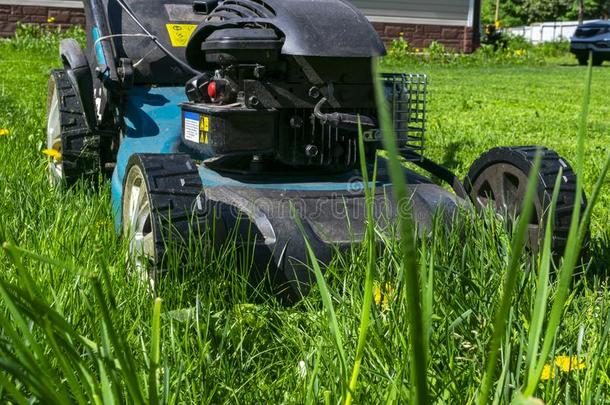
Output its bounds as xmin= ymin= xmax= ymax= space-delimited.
xmin=46 ymin=0 xmax=587 ymax=300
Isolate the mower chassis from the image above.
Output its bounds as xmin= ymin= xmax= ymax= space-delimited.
xmin=111 ymin=85 xmax=462 ymax=299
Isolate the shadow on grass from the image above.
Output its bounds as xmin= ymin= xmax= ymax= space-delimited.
xmin=557 ymin=63 xmax=610 ymax=68
xmin=441 ymin=140 xmax=473 ymax=171
xmin=584 ymin=230 xmax=610 ymax=278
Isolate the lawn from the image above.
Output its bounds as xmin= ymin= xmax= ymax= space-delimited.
xmin=0 ymin=34 xmax=610 ymax=403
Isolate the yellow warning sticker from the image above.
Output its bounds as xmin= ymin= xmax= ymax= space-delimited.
xmin=200 ymin=116 xmax=209 ymax=132
xmin=199 ymin=116 xmax=209 ymax=144
xmin=166 ymin=24 xmax=197 ymax=47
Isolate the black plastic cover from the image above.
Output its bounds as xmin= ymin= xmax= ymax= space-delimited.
xmin=203 ymin=163 xmax=459 ymax=301
xmin=186 ymin=0 xmax=386 ymax=70
xmin=202 ymin=28 xmax=283 ymax=64
xmin=84 ymin=0 xmax=205 ymax=85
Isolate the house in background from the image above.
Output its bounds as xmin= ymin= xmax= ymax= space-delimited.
xmin=353 ymin=0 xmax=481 ymax=52
xmin=0 ymin=1 xmax=85 ymax=36
xmin=0 ymin=0 xmax=480 ymax=52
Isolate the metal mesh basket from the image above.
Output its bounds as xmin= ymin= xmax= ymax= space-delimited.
xmin=382 ymin=73 xmax=428 ymax=160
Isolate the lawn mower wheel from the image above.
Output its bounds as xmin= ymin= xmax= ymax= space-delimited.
xmin=465 ymin=146 xmax=587 ymax=255
xmin=122 ymin=154 xmax=210 ymax=286
xmin=46 ymin=69 xmax=101 ymax=186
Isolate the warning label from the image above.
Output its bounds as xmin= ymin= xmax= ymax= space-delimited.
xmin=199 ymin=116 xmax=209 ymax=144
xmin=183 ymin=112 xmax=200 ymax=143
xmin=166 ymin=24 xmax=197 ymax=47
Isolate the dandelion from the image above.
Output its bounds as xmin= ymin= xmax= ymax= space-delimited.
xmin=540 ymin=355 xmax=585 ymax=381
xmin=495 ymin=20 xmax=502 ymax=30
xmin=415 ymin=48 xmax=420 ymax=53
xmin=540 ymin=364 xmax=554 ymax=381
xmin=554 ymin=355 xmax=585 ymax=373
xmin=514 ymin=49 xmax=526 ymax=57
xmin=42 ymin=149 xmax=62 ymax=161
xmin=373 ymin=283 xmax=394 ymax=311
xmin=47 ymin=17 xmax=56 ymax=23
xmin=0 ymin=129 xmax=8 ymax=137
xmin=374 ymin=285 xmax=382 ymax=305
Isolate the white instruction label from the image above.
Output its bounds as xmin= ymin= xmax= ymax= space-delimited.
xmin=184 ymin=112 xmax=200 ymax=143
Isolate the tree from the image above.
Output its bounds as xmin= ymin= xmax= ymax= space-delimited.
xmin=481 ymin=0 xmax=610 ymax=26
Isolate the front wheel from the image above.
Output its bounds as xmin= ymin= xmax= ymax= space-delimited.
xmin=122 ymin=154 xmax=210 ymax=286
xmin=46 ymin=70 xmax=100 ymax=186
xmin=465 ymin=146 xmax=587 ymax=255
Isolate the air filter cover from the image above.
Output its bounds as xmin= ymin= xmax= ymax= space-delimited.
xmin=201 ymin=28 xmax=283 ymax=64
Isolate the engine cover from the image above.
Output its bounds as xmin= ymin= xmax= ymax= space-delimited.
xmin=185 ymin=0 xmax=386 ymax=70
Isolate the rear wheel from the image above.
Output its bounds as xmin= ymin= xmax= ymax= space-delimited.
xmin=465 ymin=146 xmax=587 ymax=255
xmin=46 ymin=70 xmax=100 ymax=186
xmin=122 ymin=154 xmax=209 ymax=286
xmin=577 ymin=55 xmax=588 ymax=66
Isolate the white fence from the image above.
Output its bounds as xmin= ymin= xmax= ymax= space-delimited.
xmin=505 ymin=20 xmax=601 ymax=43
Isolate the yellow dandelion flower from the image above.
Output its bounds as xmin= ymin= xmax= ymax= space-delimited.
xmin=47 ymin=17 xmax=56 ymax=23
xmin=415 ymin=48 xmax=420 ymax=53
xmin=554 ymin=355 xmax=585 ymax=373
xmin=515 ymin=49 xmax=526 ymax=57
xmin=374 ymin=285 xmax=382 ymax=305
xmin=540 ymin=364 xmax=554 ymax=381
xmin=495 ymin=20 xmax=503 ymax=30
xmin=540 ymin=356 xmax=585 ymax=381
xmin=373 ymin=283 xmax=394 ymax=311
xmin=0 ymin=129 xmax=9 ymax=137
xmin=42 ymin=149 xmax=62 ymax=161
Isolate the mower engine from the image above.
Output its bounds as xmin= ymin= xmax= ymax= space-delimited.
xmin=180 ymin=0 xmax=424 ymax=173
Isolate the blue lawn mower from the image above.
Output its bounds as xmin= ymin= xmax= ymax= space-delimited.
xmin=46 ymin=0 xmax=587 ymax=301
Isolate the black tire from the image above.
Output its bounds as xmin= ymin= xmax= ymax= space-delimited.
xmin=577 ymin=55 xmax=588 ymax=66
xmin=464 ymin=146 xmax=587 ymax=255
xmin=46 ymin=69 xmax=101 ymax=186
xmin=592 ymin=55 xmax=603 ymax=66
xmin=122 ymin=154 xmax=210 ymax=282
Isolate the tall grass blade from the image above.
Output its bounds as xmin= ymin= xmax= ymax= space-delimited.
xmin=291 ymin=206 xmax=348 ymax=396
xmin=149 ymin=297 xmax=163 ymax=405
xmin=372 ymin=59 xmax=428 ymax=403
xmin=524 ymin=169 xmax=563 ymax=388
xmin=91 ymin=277 xmax=146 ymax=404
xmin=522 ymin=54 xmax=603 ymax=397
xmin=345 ymin=121 xmax=377 ymax=405
xmin=585 ymin=299 xmax=610 ymax=404
xmin=477 ymin=151 xmax=542 ymax=404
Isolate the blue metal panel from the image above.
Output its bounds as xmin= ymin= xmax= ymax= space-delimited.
xmin=111 ymin=85 xmax=393 ymax=230
xmin=111 ymin=86 xmax=186 ymax=230
xmin=91 ymin=27 xmax=110 ymax=80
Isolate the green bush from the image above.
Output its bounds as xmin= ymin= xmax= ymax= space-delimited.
xmin=383 ymin=34 xmax=571 ymax=68
xmin=6 ymin=23 xmax=85 ymax=51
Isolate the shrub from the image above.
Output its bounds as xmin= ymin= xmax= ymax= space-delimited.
xmin=7 ymin=23 xmax=85 ymax=51
xmin=382 ymin=33 xmax=570 ymax=68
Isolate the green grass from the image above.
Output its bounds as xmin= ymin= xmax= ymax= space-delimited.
xmin=1 ymin=34 xmax=610 ymax=403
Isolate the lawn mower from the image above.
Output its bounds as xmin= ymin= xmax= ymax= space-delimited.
xmin=46 ymin=0 xmax=586 ymax=300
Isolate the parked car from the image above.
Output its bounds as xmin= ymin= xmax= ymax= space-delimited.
xmin=570 ymin=20 xmax=610 ymax=66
